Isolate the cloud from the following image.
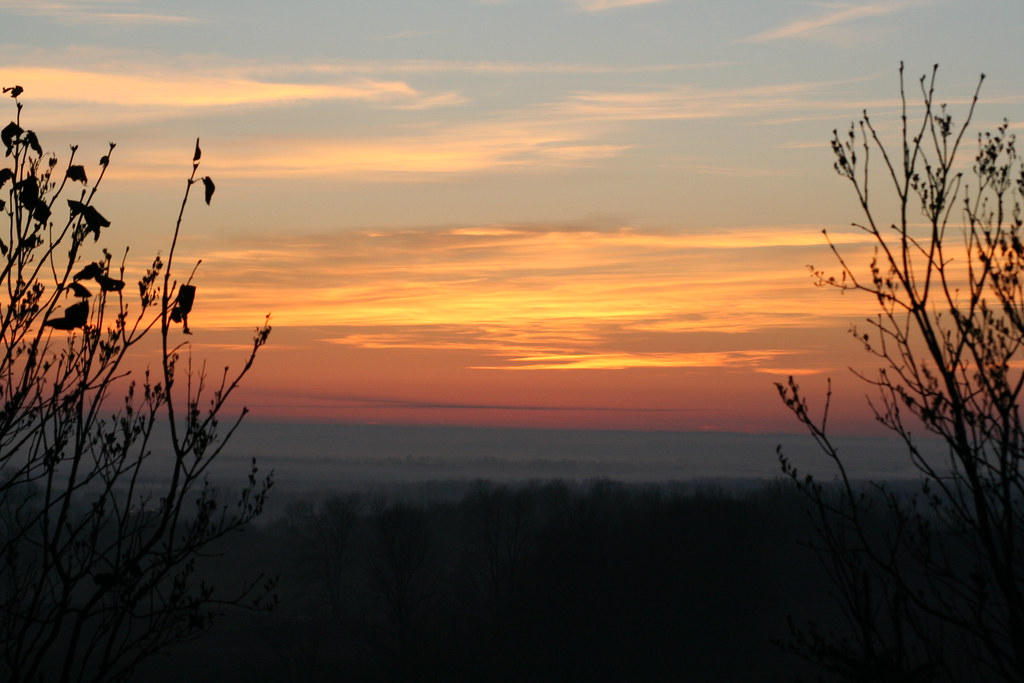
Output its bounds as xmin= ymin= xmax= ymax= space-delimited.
xmin=374 ymin=29 xmax=438 ymax=40
xmin=0 ymin=0 xmax=197 ymax=24
xmin=1 ymin=49 xmax=858 ymax=184
xmin=551 ymin=78 xmax=873 ymax=122
xmin=245 ymin=389 xmax=682 ymax=414
xmin=171 ymin=223 xmax=872 ymax=378
xmin=302 ymin=59 xmax=727 ymax=75
xmin=569 ymin=0 xmax=666 ymax=11
xmin=10 ymin=66 xmax=435 ymax=108
xmin=472 ymin=349 xmax=795 ymax=371
xmin=742 ymin=1 xmax=928 ymax=43
xmin=42 ymin=66 xmax=867 ymax=181
xmin=104 ymin=115 xmax=629 ymax=180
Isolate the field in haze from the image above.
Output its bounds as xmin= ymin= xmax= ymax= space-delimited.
xmin=200 ymin=421 xmax=938 ymax=489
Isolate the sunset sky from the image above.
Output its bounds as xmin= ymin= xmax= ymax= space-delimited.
xmin=3 ymin=0 xmax=1023 ymax=435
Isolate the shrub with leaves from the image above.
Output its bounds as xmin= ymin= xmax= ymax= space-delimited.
xmin=780 ymin=64 xmax=1024 ymax=681
xmin=0 ymin=88 xmax=272 ymax=683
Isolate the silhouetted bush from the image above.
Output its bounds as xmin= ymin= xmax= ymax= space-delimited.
xmin=0 ymin=89 xmax=271 ymax=683
xmin=780 ymin=64 xmax=1024 ymax=681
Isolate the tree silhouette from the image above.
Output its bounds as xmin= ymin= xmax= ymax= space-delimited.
xmin=0 ymin=89 xmax=272 ymax=683
xmin=285 ymin=492 xmax=362 ymax=619
xmin=780 ymin=63 xmax=1024 ymax=681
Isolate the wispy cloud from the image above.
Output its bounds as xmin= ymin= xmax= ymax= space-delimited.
xmin=472 ymin=349 xmax=795 ymax=371
xmin=31 ymin=64 xmax=868 ymax=180
xmin=374 ymin=29 xmax=438 ymax=40
xmin=742 ymin=1 xmax=928 ymax=43
xmin=303 ymin=59 xmax=724 ymax=75
xmin=0 ymin=0 xmax=197 ymax=24
xmin=11 ymin=66 xmax=441 ymax=108
xmin=169 ymin=223 xmax=871 ymax=374
xmin=110 ymin=124 xmax=629 ymax=180
xmin=3 ymin=49 xmax=839 ymax=183
xmin=569 ymin=0 xmax=666 ymax=11
xmin=551 ymin=79 xmax=872 ymax=122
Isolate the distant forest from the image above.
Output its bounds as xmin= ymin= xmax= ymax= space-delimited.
xmin=131 ymin=478 xmax=838 ymax=682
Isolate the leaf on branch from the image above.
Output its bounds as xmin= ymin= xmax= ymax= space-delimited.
xmin=99 ymin=154 xmax=109 ymax=167
xmin=44 ymin=301 xmax=89 ymax=330
xmin=14 ymin=176 xmax=38 ymax=208
xmin=86 ymin=207 xmax=110 ymax=239
xmin=193 ymin=138 xmax=201 ymax=163
xmin=0 ymin=168 xmax=12 ymax=188
xmin=3 ymin=85 xmax=23 ymax=98
xmin=67 ymin=200 xmax=110 ymax=240
xmin=43 ymin=317 xmax=76 ymax=331
xmin=95 ymin=274 xmax=125 ymax=292
xmin=175 ymin=284 xmax=196 ymax=314
xmin=1 ymin=122 xmax=21 ymax=155
xmin=22 ymin=130 xmax=41 ymax=156
xmin=64 ymin=301 xmax=89 ymax=326
xmin=73 ymin=261 xmax=104 ymax=281
xmin=202 ymin=176 xmax=215 ymax=205
xmin=172 ymin=284 xmax=196 ymax=334
xmin=69 ymin=281 xmax=92 ymax=298
xmin=32 ymin=202 xmax=50 ymax=224
xmin=66 ymin=165 xmax=88 ymax=183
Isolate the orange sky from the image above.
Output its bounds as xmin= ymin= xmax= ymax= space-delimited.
xmin=4 ymin=0 xmax=1024 ymax=434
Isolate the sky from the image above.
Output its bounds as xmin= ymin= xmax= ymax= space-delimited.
xmin=2 ymin=0 xmax=1024 ymax=436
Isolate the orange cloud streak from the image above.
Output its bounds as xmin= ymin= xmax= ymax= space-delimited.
xmin=15 ymin=66 xmax=421 ymax=107
xmin=150 ymin=223 xmax=882 ymax=380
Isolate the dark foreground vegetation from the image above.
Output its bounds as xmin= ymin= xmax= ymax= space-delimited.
xmin=12 ymin=64 xmax=1024 ymax=683
xmin=131 ymin=478 xmax=834 ymax=683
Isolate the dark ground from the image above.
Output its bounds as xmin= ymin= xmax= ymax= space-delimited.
xmin=132 ymin=478 xmax=832 ymax=682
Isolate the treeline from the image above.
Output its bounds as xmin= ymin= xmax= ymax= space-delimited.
xmin=134 ymin=479 xmax=834 ymax=682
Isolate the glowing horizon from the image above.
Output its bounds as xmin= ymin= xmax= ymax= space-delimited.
xmin=3 ymin=0 xmax=1022 ymax=433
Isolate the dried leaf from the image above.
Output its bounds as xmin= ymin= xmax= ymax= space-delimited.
xmin=68 ymin=200 xmax=110 ymax=239
xmin=85 ymin=206 xmax=110 ymax=230
xmin=66 ymin=165 xmax=88 ymax=183
xmin=65 ymin=301 xmax=88 ymax=326
xmin=202 ymin=176 xmax=215 ymax=205
xmin=2 ymin=122 xmax=22 ymax=155
xmin=22 ymin=131 xmax=41 ymax=156
xmin=175 ymin=284 xmax=196 ymax=314
xmin=95 ymin=274 xmax=125 ymax=292
xmin=193 ymin=138 xmax=201 ymax=163
xmin=73 ymin=262 xmax=104 ymax=281
xmin=0 ymin=168 xmax=12 ymax=189
xmin=43 ymin=317 xmax=76 ymax=331
xmin=32 ymin=202 xmax=50 ymax=224
xmin=45 ymin=301 xmax=89 ymax=330
xmin=14 ymin=177 xmax=38 ymax=209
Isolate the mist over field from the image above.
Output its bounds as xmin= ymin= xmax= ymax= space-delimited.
xmin=196 ymin=421 xmax=938 ymax=489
